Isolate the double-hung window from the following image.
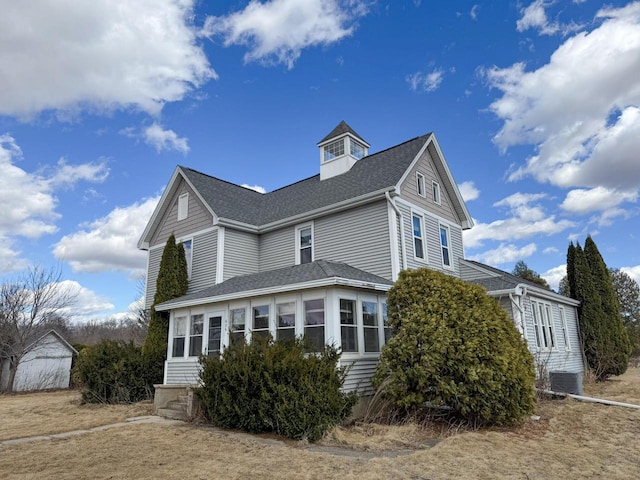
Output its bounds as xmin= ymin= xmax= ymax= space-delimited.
xmin=432 ymin=181 xmax=441 ymax=204
xmin=362 ymin=301 xmax=380 ymax=352
xmin=207 ymin=314 xmax=222 ymax=357
xmin=179 ymin=239 xmax=193 ymax=279
xmin=304 ymin=299 xmax=325 ymax=351
xmin=416 ymin=172 xmax=426 ymax=197
xmin=276 ymin=302 xmax=296 ymax=341
xmin=297 ymin=225 xmax=313 ymax=264
xmin=230 ymin=308 xmax=246 ymax=344
xmin=252 ymin=305 xmax=270 ymax=341
xmin=412 ymin=214 xmax=425 ymax=260
xmin=559 ymin=307 xmax=571 ymax=351
xmin=189 ymin=314 xmax=204 ymax=356
xmin=172 ymin=316 xmax=187 ymax=357
xmin=340 ymin=299 xmax=357 ymax=353
xmin=439 ymin=225 xmax=451 ymax=268
xmin=532 ymin=301 xmax=555 ymax=350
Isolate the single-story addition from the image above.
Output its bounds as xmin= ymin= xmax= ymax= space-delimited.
xmin=0 ymin=330 xmax=78 ymax=392
xmin=460 ymin=259 xmax=585 ymax=394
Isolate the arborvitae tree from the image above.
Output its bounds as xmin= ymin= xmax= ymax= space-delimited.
xmin=512 ymin=260 xmax=550 ymax=289
xmin=567 ymin=238 xmax=630 ymax=380
xmin=610 ymin=268 xmax=640 ymax=357
xmin=143 ymin=234 xmax=189 ymax=383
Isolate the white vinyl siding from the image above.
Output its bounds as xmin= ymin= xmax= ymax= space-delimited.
xmin=260 ymin=228 xmax=295 ymax=272
xmin=187 ymin=230 xmax=218 ymax=294
xmin=223 ymin=229 xmax=259 ymax=280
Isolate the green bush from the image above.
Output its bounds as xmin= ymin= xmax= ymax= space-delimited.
xmin=373 ymin=268 xmax=535 ymax=426
xmin=73 ymin=340 xmax=154 ymax=404
xmin=196 ymin=337 xmax=357 ymax=442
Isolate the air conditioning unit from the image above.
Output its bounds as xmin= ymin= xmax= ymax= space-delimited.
xmin=549 ymin=371 xmax=583 ymax=395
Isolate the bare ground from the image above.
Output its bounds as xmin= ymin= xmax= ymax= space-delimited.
xmin=1 ymin=370 xmax=640 ymax=479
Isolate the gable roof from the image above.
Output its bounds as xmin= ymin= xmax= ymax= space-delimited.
xmin=138 ymin=129 xmax=474 ymax=248
xmin=155 ymin=260 xmax=393 ymax=311
xmin=461 ymin=259 xmax=579 ymax=306
xmin=27 ymin=330 xmax=78 ymax=356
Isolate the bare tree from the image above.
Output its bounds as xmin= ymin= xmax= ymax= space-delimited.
xmin=0 ymin=266 xmax=77 ymax=393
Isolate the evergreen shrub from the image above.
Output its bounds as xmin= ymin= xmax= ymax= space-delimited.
xmin=373 ymin=268 xmax=536 ymax=426
xmin=196 ymin=337 xmax=357 ymax=442
xmin=73 ymin=340 xmax=154 ymax=404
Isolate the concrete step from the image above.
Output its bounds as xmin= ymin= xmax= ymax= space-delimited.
xmin=166 ymin=400 xmax=187 ymax=412
xmin=157 ymin=408 xmax=188 ymax=421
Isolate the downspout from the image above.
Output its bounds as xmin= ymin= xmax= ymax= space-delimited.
xmin=385 ymin=191 xmax=407 ymax=273
xmin=509 ymin=285 xmax=527 ymax=336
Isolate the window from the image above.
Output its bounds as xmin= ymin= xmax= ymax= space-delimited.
xmin=532 ymin=301 xmax=555 ymax=349
xmin=362 ymin=301 xmax=380 ymax=352
xmin=252 ymin=305 xmax=270 ymax=341
xmin=416 ymin=172 xmax=426 ymax=197
xmin=178 ymin=193 xmax=188 ymax=220
xmin=304 ymin=299 xmax=325 ymax=351
xmin=440 ymin=225 xmax=451 ymax=267
xmin=189 ymin=314 xmax=204 ymax=356
xmin=559 ymin=307 xmax=571 ymax=351
xmin=172 ymin=316 xmax=187 ymax=357
xmin=181 ymin=239 xmax=193 ymax=278
xmin=276 ymin=302 xmax=296 ymax=341
xmin=297 ymin=226 xmax=313 ymax=264
xmin=432 ymin=181 xmax=441 ymax=204
xmin=207 ymin=314 xmax=222 ymax=357
xmin=382 ymin=301 xmax=392 ymax=344
xmin=350 ymin=139 xmax=365 ymax=159
xmin=412 ymin=214 xmax=425 ymax=260
xmin=340 ymin=299 xmax=357 ymax=353
xmin=324 ymin=139 xmax=344 ymax=162
xmin=230 ymin=308 xmax=246 ymax=344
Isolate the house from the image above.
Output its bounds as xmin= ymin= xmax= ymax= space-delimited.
xmin=138 ymin=121 xmax=584 ymax=409
xmin=0 ymin=330 xmax=78 ymax=392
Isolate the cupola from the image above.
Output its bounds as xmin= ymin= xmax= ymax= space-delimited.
xmin=317 ymin=121 xmax=370 ymax=180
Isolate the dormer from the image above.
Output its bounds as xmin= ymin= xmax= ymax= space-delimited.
xmin=317 ymin=121 xmax=370 ymax=180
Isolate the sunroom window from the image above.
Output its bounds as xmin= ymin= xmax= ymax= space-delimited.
xmin=304 ymin=299 xmax=325 ymax=351
xmin=362 ymin=301 xmax=380 ymax=352
xmin=189 ymin=314 xmax=204 ymax=357
xmin=230 ymin=308 xmax=246 ymax=344
xmin=172 ymin=316 xmax=186 ymax=357
xmin=340 ymin=299 xmax=357 ymax=353
xmin=252 ymin=305 xmax=270 ymax=341
xmin=276 ymin=302 xmax=296 ymax=341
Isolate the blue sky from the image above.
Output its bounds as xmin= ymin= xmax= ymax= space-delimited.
xmin=1 ymin=0 xmax=639 ymax=322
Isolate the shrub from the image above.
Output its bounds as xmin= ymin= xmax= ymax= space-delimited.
xmin=373 ymin=268 xmax=535 ymax=426
xmin=73 ymin=340 xmax=154 ymax=404
xmin=196 ymin=337 xmax=357 ymax=442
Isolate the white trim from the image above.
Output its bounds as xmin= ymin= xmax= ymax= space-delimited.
xmin=416 ymin=172 xmax=426 ymax=198
xmin=295 ymin=222 xmax=314 ymax=265
xmin=147 ymin=226 xmax=219 ymax=251
xmin=216 ymin=226 xmax=225 ymax=284
xmin=386 ymin=199 xmax=401 ymax=281
xmin=439 ymin=223 xmax=452 ymax=269
xmin=432 ymin=181 xmax=441 ymax=205
xmin=178 ymin=192 xmax=189 ymax=221
xmin=559 ymin=306 xmax=572 ymax=352
xmin=395 ymin=197 xmax=462 ymax=229
xmin=411 ymin=211 xmax=427 ymax=263
xmin=203 ymin=310 xmax=225 ymax=356
xmin=176 ymin=236 xmax=193 ymax=280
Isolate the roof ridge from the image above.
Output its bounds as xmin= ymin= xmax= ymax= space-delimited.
xmin=181 ymin=166 xmax=267 ymax=195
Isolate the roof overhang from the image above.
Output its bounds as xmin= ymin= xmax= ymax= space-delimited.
xmin=155 ymin=277 xmax=392 ymax=311
xmin=486 ymin=283 xmax=580 ymax=306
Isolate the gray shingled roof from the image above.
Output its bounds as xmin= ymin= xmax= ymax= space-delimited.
xmin=464 ymin=260 xmax=551 ymax=291
xmin=156 ymin=260 xmax=393 ymax=309
xmin=180 ymin=134 xmax=429 ymax=226
xmin=318 ymin=120 xmax=368 ymax=145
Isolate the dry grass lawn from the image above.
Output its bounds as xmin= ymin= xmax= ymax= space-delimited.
xmin=2 ymin=370 xmax=640 ymax=479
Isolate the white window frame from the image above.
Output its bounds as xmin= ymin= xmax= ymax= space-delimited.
xmin=531 ymin=300 xmax=556 ymax=351
xmin=323 ymin=138 xmax=345 ymax=162
xmin=349 ymin=138 xmax=365 ymax=159
xmin=177 ymin=237 xmax=193 ymax=279
xmin=412 ymin=213 xmax=426 ymax=262
xmin=188 ymin=313 xmax=204 ymax=357
xmin=416 ymin=172 xmax=426 ymax=198
xmin=177 ymin=192 xmax=189 ymax=221
xmin=361 ymin=298 xmax=381 ymax=353
xmin=205 ymin=310 xmax=225 ymax=357
xmin=229 ymin=305 xmax=247 ymax=345
xmin=559 ymin=307 xmax=571 ymax=351
xmin=295 ymin=223 xmax=314 ymax=265
xmin=171 ymin=314 xmax=188 ymax=358
xmin=251 ymin=302 xmax=271 ymax=341
xmin=432 ymin=181 xmax=441 ymax=205
xmin=276 ymin=300 xmax=297 ymax=342
xmin=339 ymin=297 xmax=358 ymax=353
xmin=303 ymin=297 xmax=325 ymax=352
xmin=439 ymin=224 xmax=452 ymax=269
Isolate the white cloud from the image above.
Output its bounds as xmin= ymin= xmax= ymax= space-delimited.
xmin=470 ymin=5 xmax=480 ymax=20
xmin=621 ymin=265 xmax=640 ymax=285
xmin=406 ymin=68 xmax=444 ymax=92
xmin=0 ymin=0 xmax=216 ymax=118
xmin=543 ymin=246 xmax=559 ymax=254
xmin=485 ymin=3 xmax=640 ymax=194
xmin=53 ymin=196 xmax=160 ymax=275
xmin=144 ymin=123 xmax=190 ymax=154
xmin=561 ymin=186 xmax=638 ymax=214
xmin=202 ymin=0 xmax=368 ymax=69
xmin=56 ymin=280 xmax=115 ymax=322
xmin=542 ymin=264 xmax=566 ymax=291
xmin=464 ymin=192 xmax=574 ymax=249
xmin=469 ymin=242 xmax=537 ymax=265
xmin=241 ymin=184 xmax=267 ymax=194
xmin=458 ymin=181 xmax=480 ymax=202
xmin=516 ymin=0 xmax=559 ymax=35
xmin=0 ymin=135 xmax=109 ymax=273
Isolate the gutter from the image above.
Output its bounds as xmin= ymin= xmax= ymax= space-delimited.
xmin=540 ymin=390 xmax=640 ymax=410
xmin=385 ymin=191 xmax=407 ymax=272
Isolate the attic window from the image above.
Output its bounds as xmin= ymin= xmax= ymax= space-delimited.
xmin=350 ymin=139 xmax=365 ymax=159
xmin=177 ymin=193 xmax=189 ymax=220
xmin=432 ymin=181 xmax=441 ymax=205
xmin=324 ymin=139 xmax=344 ymax=162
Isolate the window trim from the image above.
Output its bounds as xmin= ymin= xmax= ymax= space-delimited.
xmin=171 ymin=314 xmax=187 ymax=358
xmin=531 ymin=300 xmax=557 ymax=351
xmin=177 ymin=192 xmax=189 ymax=221
xmin=416 ymin=172 xmax=426 ymax=198
xmin=251 ymin=303 xmax=271 ymax=341
xmin=432 ymin=181 xmax=441 ymax=205
xmin=412 ymin=213 xmax=427 ymax=262
xmin=303 ymin=297 xmax=325 ymax=352
xmin=559 ymin=306 xmax=571 ymax=351
xmin=205 ymin=311 xmax=225 ymax=357
xmin=178 ymin=237 xmax=193 ymax=279
xmin=295 ymin=223 xmax=314 ymax=265
xmin=339 ymin=297 xmax=358 ymax=353
xmin=323 ymin=138 xmax=345 ymax=162
xmin=188 ymin=313 xmax=204 ymax=357
xmin=439 ymin=224 xmax=452 ymax=269
xmin=361 ymin=298 xmax=381 ymax=353
xmin=276 ymin=300 xmax=296 ymax=342
xmin=229 ymin=305 xmax=247 ymax=345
